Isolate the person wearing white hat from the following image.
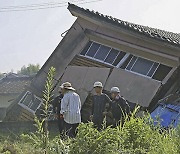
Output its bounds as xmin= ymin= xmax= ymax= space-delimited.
xmin=60 ymin=82 xmax=81 ymax=137
xmin=110 ymin=87 xmax=130 ymax=126
xmin=90 ymin=81 xmax=111 ymax=130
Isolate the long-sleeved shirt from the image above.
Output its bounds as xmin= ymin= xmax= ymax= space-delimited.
xmin=52 ymin=94 xmax=63 ymax=115
xmin=111 ymin=95 xmax=130 ymax=121
xmin=60 ymin=91 xmax=81 ymax=124
xmin=92 ymin=93 xmax=111 ymax=122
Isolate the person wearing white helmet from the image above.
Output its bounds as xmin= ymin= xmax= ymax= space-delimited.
xmin=90 ymin=81 xmax=111 ymax=130
xmin=110 ymin=87 xmax=130 ymax=126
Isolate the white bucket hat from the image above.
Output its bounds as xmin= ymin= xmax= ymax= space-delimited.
xmin=60 ymin=82 xmax=75 ymax=91
xmin=110 ymin=87 xmax=120 ymax=93
xmin=93 ymin=81 xmax=103 ymax=88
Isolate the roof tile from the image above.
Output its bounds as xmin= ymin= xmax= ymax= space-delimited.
xmin=0 ymin=77 xmax=32 ymax=94
xmin=68 ymin=3 xmax=180 ymax=47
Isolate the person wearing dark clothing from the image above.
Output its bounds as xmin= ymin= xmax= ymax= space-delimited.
xmin=52 ymin=90 xmax=64 ymax=134
xmin=90 ymin=81 xmax=111 ymax=130
xmin=110 ymin=87 xmax=130 ymax=126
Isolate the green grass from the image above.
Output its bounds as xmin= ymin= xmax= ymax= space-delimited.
xmin=0 ymin=114 xmax=179 ymax=154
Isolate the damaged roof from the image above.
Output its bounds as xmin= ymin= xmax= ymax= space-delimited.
xmin=68 ymin=3 xmax=180 ymax=47
xmin=0 ymin=76 xmax=33 ymax=94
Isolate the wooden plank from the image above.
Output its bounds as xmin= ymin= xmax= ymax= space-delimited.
xmin=21 ymin=112 xmax=34 ymax=120
xmin=70 ymin=55 xmax=113 ymax=68
xmin=19 ymin=113 xmax=34 ymax=121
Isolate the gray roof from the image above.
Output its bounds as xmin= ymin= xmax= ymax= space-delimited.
xmin=0 ymin=76 xmax=32 ymax=94
xmin=68 ymin=3 xmax=180 ymax=47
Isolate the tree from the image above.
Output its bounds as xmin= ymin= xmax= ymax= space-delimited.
xmin=17 ymin=64 xmax=40 ymax=76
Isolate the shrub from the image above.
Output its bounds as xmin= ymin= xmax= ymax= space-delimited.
xmin=69 ymin=122 xmax=121 ymax=154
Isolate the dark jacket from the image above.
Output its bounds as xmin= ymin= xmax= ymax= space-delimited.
xmin=111 ymin=95 xmax=130 ymax=121
xmin=52 ymin=94 xmax=63 ymax=115
xmin=92 ymin=93 xmax=111 ymax=122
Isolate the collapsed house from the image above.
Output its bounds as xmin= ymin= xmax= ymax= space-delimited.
xmin=0 ymin=73 xmax=32 ymax=121
xmin=4 ymin=4 xmax=180 ymax=123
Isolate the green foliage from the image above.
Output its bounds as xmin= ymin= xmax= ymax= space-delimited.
xmin=1 ymin=113 xmax=179 ymax=154
xmin=69 ymin=122 xmax=120 ymax=154
xmin=68 ymin=107 xmax=179 ymax=154
xmin=17 ymin=63 xmax=40 ymax=75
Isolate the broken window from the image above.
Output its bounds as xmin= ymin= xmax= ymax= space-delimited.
xmin=18 ymin=91 xmax=42 ymax=113
xmin=80 ymin=41 xmax=126 ymax=66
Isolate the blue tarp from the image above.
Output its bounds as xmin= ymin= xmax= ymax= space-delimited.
xmin=151 ymin=103 xmax=180 ymax=128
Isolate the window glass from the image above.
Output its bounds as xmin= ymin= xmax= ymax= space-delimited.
xmin=86 ymin=42 xmax=100 ymax=57
xmin=80 ymin=41 xmax=127 ymax=66
xmin=153 ymin=64 xmax=172 ymax=81
xmin=105 ymin=49 xmax=119 ymax=64
xmin=131 ymin=57 xmax=154 ymax=75
xmin=126 ymin=56 xmax=137 ymax=70
xmin=19 ymin=91 xmax=42 ymax=113
xmin=94 ymin=45 xmax=111 ymax=61
xmin=30 ymin=98 xmax=42 ymax=111
xmin=120 ymin=55 xmax=133 ymax=69
xmin=112 ymin=51 xmax=126 ymax=66
xmin=22 ymin=92 xmax=32 ymax=106
xmin=80 ymin=41 xmax=92 ymax=55
xmin=80 ymin=41 xmax=172 ymax=81
xmin=147 ymin=62 xmax=159 ymax=77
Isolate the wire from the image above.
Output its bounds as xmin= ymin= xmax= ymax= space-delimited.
xmin=0 ymin=1 xmax=67 ymax=9
xmin=0 ymin=0 xmax=85 ymax=9
xmin=0 ymin=4 xmax=67 ymax=12
xmin=0 ymin=0 xmax=102 ymax=12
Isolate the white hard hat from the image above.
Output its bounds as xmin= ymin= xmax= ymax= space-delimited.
xmin=111 ymin=87 xmax=120 ymax=93
xmin=93 ymin=81 xmax=103 ymax=88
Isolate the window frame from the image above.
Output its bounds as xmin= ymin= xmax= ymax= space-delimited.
xmin=80 ymin=40 xmax=172 ymax=81
xmin=94 ymin=45 xmax=112 ymax=61
xmin=80 ymin=41 xmax=126 ymax=66
xmin=124 ymin=55 xmax=161 ymax=79
xmin=18 ymin=91 xmax=43 ymax=114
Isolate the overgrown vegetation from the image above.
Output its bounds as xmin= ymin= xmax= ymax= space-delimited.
xmin=0 ymin=116 xmax=179 ymax=154
xmin=0 ymin=67 xmax=179 ymax=154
